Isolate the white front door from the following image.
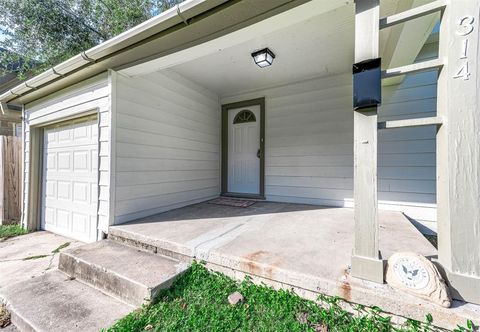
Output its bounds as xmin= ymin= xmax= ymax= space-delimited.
xmin=228 ymin=106 xmax=261 ymax=195
xmin=41 ymin=116 xmax=99 ymax=243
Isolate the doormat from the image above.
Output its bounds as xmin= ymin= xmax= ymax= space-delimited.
xmin=208 ymin=197 xmax=256 ymax=208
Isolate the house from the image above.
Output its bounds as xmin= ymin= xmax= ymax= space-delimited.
xmin=0 ymin=0 xmax=479 ymax=324
xmin=0 ymin=48 xmax=23 ymax=136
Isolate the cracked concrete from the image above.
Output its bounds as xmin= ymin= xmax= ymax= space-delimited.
xmin=0 ymin=231 xmax=82 ymax=289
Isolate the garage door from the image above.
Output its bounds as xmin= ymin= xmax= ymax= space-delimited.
xmin=41 ymin=116 xmax=99 ymax=242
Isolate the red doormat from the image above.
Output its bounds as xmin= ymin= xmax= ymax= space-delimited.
xmin=208 ymin=197 xmax=256 ymax=208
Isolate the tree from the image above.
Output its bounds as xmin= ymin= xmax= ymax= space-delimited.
xmin=0 ymin=0 xmax=182 ymax=78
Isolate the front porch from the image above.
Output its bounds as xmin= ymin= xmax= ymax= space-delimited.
xmin=109 ymin=200 xmax=479 ymax=329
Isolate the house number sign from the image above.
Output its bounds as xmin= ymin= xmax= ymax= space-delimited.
xmin=453 ymin=15 xmax=475 ymax=80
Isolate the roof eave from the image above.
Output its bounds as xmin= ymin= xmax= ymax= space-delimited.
xmin=0 ymin=0 xmax=227 ymax=104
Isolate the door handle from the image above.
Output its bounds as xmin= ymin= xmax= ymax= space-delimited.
xmin=257 ymin=148 xmax=261 ymax=158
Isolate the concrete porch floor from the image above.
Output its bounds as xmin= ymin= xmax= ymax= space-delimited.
xmin=109 ymin=200 xmax=480 ymax=330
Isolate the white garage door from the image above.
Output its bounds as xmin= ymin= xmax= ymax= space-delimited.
xmin=41 ymin=116 xmax=99 ymax=243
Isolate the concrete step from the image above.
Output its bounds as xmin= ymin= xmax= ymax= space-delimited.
xmin=0 ymin=270 xmax=133 ymax=332
xmin=59 ymin=240 xmax=188 ymax=306
xmin=108 ymin=227 xmax=191 ymax=261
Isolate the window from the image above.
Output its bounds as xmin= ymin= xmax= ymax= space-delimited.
xmin=233 ymin=110 xmax=256 ymax=124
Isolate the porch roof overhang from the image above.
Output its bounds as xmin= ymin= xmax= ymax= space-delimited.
xmin=117 ymin=1 xmax=439 ymax=100
xmin=1 ymin=0 xmax=439 ymax=107
xmin=0 ymin=0 xmax=320 ymax=106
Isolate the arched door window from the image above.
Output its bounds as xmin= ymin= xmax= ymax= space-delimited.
xmin=233 ymin=109 xmax=256 ymax=124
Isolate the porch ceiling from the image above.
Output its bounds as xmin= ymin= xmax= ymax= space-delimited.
xmin=120 ymin=0 xmax=437 ymax=98
xmin=169 ymin=3 xmax=355 ymax=97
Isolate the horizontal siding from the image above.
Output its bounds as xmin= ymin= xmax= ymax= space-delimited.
xmin=22 ymin=73 xmax=110 ymax=234
xmin=378 ymin=39 xmax=438 ymax=229
xmin=222 ymin=73 xmax=355 ymax=209
xmin=114 ymin=69 xmax=220 ymax=223
xmin=221 ymin=40 xmax=438 ymax=233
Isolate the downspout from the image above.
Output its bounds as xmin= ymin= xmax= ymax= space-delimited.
xmin=177 ymin=4 xmax=190 ymax=26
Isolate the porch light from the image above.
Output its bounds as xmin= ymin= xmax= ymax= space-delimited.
xmin=251 ymin=48 xmax=275 ymax=68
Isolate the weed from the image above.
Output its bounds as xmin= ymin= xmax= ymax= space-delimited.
xmin=0 ymin=224 xmax=27 ymax=240
xmin=52 ymin=242 xmax=71 ymax=254
xmin=22 ymin=254 xmax=49 ymax=261
xmin=104 ymin=262 xmax=473 ymax=332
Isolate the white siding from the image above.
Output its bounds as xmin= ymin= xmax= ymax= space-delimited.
xmin=114 ymin=70 xmax=221 ymax=223
xmin=22 ymin=73 xmax=111 ymax=236
xmin=221 ymin=40 xmax=438 ymax=233
xmin=222 ymin=74 xmax=355 ymax=208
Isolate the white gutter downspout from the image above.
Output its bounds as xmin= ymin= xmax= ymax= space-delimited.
xmin=177 ymin=4 xmax=190 ymax=26
xmin=0 ymin=0 xmax=219 ymax=104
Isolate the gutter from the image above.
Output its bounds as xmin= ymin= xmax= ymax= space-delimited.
xmin=0 ymin=0 xmax=227 ymax=104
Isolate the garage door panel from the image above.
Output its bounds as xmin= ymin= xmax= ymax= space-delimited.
xmin=57 ymin=181 xmax=71 ymax=200
xmin=41 ymin=117 xmax=99 ymax=243
xmin=71 ymin=213 xmax=90 ymax=233
xmin=73 ymin=150 xmax=90 ymax=171
xmin=57 ymin=152 xmax=72 ymax=170
xmin=44 ymin=207 xmax=55 ymax=225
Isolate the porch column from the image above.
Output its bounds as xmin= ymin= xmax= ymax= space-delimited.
xmin=437 ymin=0 xmax=480 ymax=304
xmin=351 ymin=0 xmax=384 ymax=283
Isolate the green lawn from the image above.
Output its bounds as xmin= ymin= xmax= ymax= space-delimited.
xmin=105 ymin=262 xmax=471 ymax=332
xmin=0 ymin=224 xmax=28 ymax=240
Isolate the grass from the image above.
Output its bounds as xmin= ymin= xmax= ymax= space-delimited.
xmin=52 ymin=242 xmax=71 ymax=254
xmin=22 ymin=254 xmax=49 ymax=261
xmin=21 ymin=241 xmax=71 ymax=261
xmin=105 ymin=262 xmax=474 ymax=332
xmin=0 ymin=224 xmax=28 ymax=240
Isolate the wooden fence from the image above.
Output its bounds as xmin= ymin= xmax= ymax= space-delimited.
xmin=0 ymin=136 xmax=22 ymax=224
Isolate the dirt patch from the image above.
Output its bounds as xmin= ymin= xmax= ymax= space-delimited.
xmin=0 ymin=304 xmax=11 ymax=328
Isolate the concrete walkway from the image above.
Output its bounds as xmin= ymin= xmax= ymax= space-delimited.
xmin=0 ymin=232 xmax=82 ymax=331
xmin=0 ymin=231 xmax=184 ymax=332
xmin=110 ymin=200 xmax=480 ymax=330
xmin=0 ymin=232 xmax=82 ymax=289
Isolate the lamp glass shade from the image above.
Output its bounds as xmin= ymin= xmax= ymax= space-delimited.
xmin=252 ymin=48 xmax=275 ymax=68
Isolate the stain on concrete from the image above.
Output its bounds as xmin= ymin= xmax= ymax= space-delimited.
xmin=338 ymin=268 xmax=352 ymax=302
xmin=245 ymin=250 xmax=268 ymax=261
xmin=339 ymin=282 xmax=352 ymax=302
xmin=243 ymin=251 xmax=269 ymax=275
xmin=242 ymin=251 xmax=284 ymax=279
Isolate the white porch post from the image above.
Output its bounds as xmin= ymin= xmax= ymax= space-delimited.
xmin=351 ymin=0 xmax=384 ymax=283
xmin=437 ymin=0 xmax=480 ymax=304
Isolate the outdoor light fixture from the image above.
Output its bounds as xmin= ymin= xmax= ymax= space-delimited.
xmin=251 ymin=48 xmax=275 ymax=68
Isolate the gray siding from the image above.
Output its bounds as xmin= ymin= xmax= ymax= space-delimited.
xmin=114 ymin=70 xmax=220 ymax=223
